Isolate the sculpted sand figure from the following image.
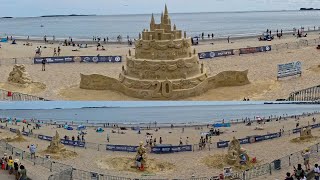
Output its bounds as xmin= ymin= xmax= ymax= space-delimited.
xmin=227 ymin=137 xmax=249 ymax=165
xmin=300 ymin=126 xmax=312 ymax=138
xmin=46 ymin=131 xmax=66 ymax=153
xmin=135 ymin=141 xmax=147 ymax=170
xmin=8 ymin=65 xmax=32 ymax=85
xmin=80 ymin=5 xmax=250 ymax=99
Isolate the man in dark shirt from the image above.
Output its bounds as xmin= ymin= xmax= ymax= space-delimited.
xmin=285 ymin=172 xmax=294 ymax=180
xmin=42 ymin=59 xmax=46 ymax=71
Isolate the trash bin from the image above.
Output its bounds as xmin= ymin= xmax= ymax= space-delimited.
xmin=274 ymin=159 xmax=281 ymax=170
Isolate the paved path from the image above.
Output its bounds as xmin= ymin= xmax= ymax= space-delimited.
xmin=0 ymin=170 xmax=16 ymax=180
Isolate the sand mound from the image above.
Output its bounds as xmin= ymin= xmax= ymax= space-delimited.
xmin=40 ymin=149 xmax=77 ymax=160
xmin=208 ymin=70 xmax=250 ymax=88
xmin=308 ymin=65 xmax=320 ymax=73
xmin=290 ymin=135 xmax=318 ymax=143
xmin=96 ymin=157 xmax=175 ymax=174
xmin=6 ymin=136 xmax=27 ymax=142
xmin=0 ymin=82 xmax=46 ymax=94
xmin=202 ymin=154 xmax=258 ymax=171
xmin=80 ymin=74 xmax=121 ymax=90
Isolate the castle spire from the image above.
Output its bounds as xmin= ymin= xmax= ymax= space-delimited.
xmin=150 ymin=13 xmax=155 ymax=24
xmin=161 ymin=12 xmax=164 ymax=24
xmin=164 ymin=4 xmax=169 ymax=15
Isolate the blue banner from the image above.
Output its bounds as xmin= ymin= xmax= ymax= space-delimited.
xmin=239 ymin=138 xmax=250 ymax=144
xmin=60 ymin=140 xmax=85 ymax=148
xmin=151 ymin=145 xmax=192 ymax=154
xmin=217 ymin=141 xmax=229 ymax=148
xmin=80 ymin=56 xmax=122 ymax=63
xmin=311 ymin=124 xmax=320 ymax=129
xmin=239 ymin=45 xmax=271 ymax=54
xmin=9 ymin=128 xmax=16 ymax=133
xmin=106 ymin=145 xmax=138 ymax=152
xmin=34 ymin=57 xmax=75 ymax=64
xmin=213 ymin=123 xmax=231 ymax=128
xmin=293 ymin=128 xmax=301 ymax=134
xmin=198 ymin=50 xmax=234 ymax=59
xmin=38 ymin=135 xmax=53 ymax=141
xmin=22 ymin=132 xmax=29 ymax=136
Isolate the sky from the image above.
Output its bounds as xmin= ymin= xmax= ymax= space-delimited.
xmin=1 ymin=0 xmax=319 ymax=17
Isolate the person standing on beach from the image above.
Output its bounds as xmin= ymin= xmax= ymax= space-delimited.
xmin=107 ymin=133 xmax=110 ymax=142
xmin=301 ymin=149 xmax=311 ymax=171
xmin=53 ymin=48 xmax=57 ymax=56
xmin=57 ymin=46 xmax=61 ymax=56
xmin=314 ymin=164 xmax=320 ymax=180
xmin=185 ymin=137 xmax=189 ymax=145
xmin=41 ymin=59 xmax=46 ymax=71
xmin=227 ymin=36 xmax=230 ymax=43
xmin=53 ymin=36 xmax=55 ymax=41
xmin=159 ymin=137 xmax=162 ymax=144
xmin=29 ymin=144 xmax=37 ymax=159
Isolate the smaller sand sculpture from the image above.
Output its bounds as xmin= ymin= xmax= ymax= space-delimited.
xmin=6 ymin=129 xmax=26 ymax=142
xmin=135 ymin=141 xmax=147 ymax=170
xmin=291 ymin=125 xmax=317 ymax=143
xmin=42 ymin=131 xmax=77 ymax=159
xmin=8 ymin=65 xmax=33 ymax=85
xmin=46 ymin=131 xmax=66 ymax=153
xmin=227 ymin=137 xmax=249 ymax=166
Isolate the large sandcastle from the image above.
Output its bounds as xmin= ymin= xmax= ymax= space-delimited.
xmin=80 ymin=5 xmax=250 ymax=99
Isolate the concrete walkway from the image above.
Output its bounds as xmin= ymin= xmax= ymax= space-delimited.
xmin=0 ymin=170 xmax=16 ymax=180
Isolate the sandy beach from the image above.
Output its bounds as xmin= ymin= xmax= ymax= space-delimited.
xmin=0 ymin=112 xmax=319 ymax=179
xmin=0 ymin=31 xmax=320 ymax=101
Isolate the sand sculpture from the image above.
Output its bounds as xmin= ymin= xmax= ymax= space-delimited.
xmin=135 ymin=141 xmax=147 ymax=170
xmin=46 ymin=131 xmax=66 ymax=153
xmin=42 ymin=131 xmax=77 ymax=159
xmin=80 ymin=5 xmax=250 ymax=99
xmin=291 ymin=125 xmax=317 ymax=143
xmin=8 ymin=65 xmax=32 ymax=85
xmin=6 ymin=129 xmax=26 ymax=142
xmin=227 ymin=137 xmax=249 ymax=165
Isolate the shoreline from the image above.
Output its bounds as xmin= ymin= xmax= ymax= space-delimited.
xmin=2 ymin=26 xmax=320 ymax=45
xmin=1 ymin=111 xmax=318 ymax=128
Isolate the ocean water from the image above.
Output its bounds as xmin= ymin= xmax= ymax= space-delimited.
xmin=0 ymin=10 xmax=320 ymax=40
xmin=0 ymin=103 xmax=319 ymax=124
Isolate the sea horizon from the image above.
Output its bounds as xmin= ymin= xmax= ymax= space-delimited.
xmin=1 ymin=9 xmax=299 ymax=18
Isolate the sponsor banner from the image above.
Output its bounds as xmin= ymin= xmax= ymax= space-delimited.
xmin=60 ymin=140 xmax=85 ymax=148
xmin=293 ymin=128 xmax=301 ymax=134
xmin=106 ymin=145 xmax=138 ymax=152
xmin=239 ymin=45 xmax=271 ymax=54
xmin=80 ymin=56 xmax=122 ymax=63
xmin=255 ymin=133 xmax=280 ymax=142
xmin=151 ymin=145 xmax=192 ymax=154
xmin=198 ymin=50 xmax=234 ymax=59
xmin=311 ymin=123 xmax=320 ymax=129
xmin=34 ymin=57 xmax=75 ymax=64
xmin=9 ymin=128 xmax=16 ymax=133
xmin=239 ymin=138 xmax=250 ymax=144
xmin=217 ymin=141 xmax=229 ymax=148
xmin=38 ymin=135 xmax=53 ymax=141
xmin=277 ymin=61 xmax=302 ymax=79
xmin=22 ymin=132 xmax=29 ymax=136
xmin=0 ymin=126 xmax=5 ymax=129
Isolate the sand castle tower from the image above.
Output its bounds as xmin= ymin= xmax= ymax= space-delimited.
xmin=119 ymin=5 xmax=208 ymax=99
xmin=46 ymin=131 xmax=66 ymax=153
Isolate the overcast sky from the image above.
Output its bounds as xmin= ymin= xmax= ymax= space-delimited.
xmin=1 ymin=0 xmax=319 ymax=17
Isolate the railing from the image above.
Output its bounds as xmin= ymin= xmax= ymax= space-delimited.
xmin=288 ymin=85 xmax=320 ymax=101
xmin=0 ymin=88 xmax=49 ymax=101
